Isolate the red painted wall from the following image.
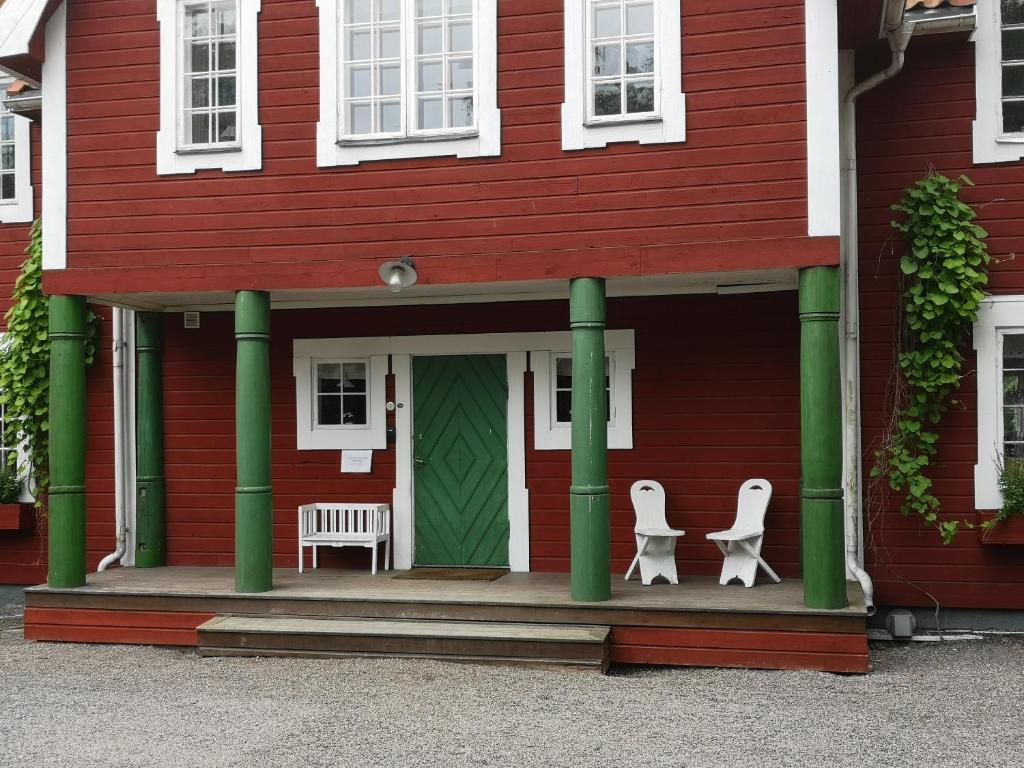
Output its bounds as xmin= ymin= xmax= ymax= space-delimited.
xmin=44 ymin=0 xmax=835 ymax=298
xmin=858 ymin=36 xmax=1024 ymax=610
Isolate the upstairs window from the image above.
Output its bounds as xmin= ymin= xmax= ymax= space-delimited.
xmin=974 ymin=0 xmax=1024 ymax=162
xmin=0 ymin=88 xmax=32 ymax=224
xmin=563 ymin=0 xmax=684 ymax=150
xmin=156 ymin=0 xmax=262 ymax=174
xmin=317 ymin=0 xmax=500 ymax=166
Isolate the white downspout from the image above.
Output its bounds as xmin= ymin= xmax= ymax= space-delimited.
xmin=98 ymin=308 xmax=128 ymax=571
xmin=842 ymin=14 xmax=914 ymax=617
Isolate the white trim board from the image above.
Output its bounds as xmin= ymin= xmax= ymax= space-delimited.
xmin=805 ymin=0 xmax=841 ymax=237
xmin=41 ymin=1 xmax=66 ymax=270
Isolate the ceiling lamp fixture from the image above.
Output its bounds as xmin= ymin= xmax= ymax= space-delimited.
xmin=378 ymin=256 xmax=418 ymax=293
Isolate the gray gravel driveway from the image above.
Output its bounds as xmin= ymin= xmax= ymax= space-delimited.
xmin=0 ymin=586 xmax=1021 ymax=768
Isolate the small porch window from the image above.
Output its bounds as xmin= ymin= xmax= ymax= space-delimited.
xmin=552 ymin=354 xmax=612 ymax=425
xmin=156 ymin=0 xmax=262 ymax=174
xmin=0 ymin=84 xmax=33 ymax=223
xmin=315 ymin=360 xmax=370 ymax=428
xmin=294 ymin=351 xmax=387 ymax=450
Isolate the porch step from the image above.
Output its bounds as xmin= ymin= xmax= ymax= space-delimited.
xmin=196 ymin=616 xmax=611 ymax=671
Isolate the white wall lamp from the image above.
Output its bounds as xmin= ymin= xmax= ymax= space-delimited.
xmin=378 ymin=256 xmax=418 ymax=293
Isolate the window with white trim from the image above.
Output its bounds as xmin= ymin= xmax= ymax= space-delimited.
xmin=562 ymin=0 xmax=684 ymax=150
xmin=531 ymin=341 xmax=634 ymax=450
xmin=317 ymin=0 xmax=501 ymax=166
xmin=973 ymin=1 xmax=1024 ymax=162
xmin=294 ymin=350 xmax=387 ymax=450
xmin=0 ymin=84 xmax=33 ymax=224
xmin=156 ymin=0 xmax=262 ymax=175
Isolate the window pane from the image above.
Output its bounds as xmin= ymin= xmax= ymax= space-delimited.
xmin=190 ymin=77 xmax=210 ymax=108
xmin=594 ymin=82 xmax=622 ymax=116
xmin=214 ymin=3 xmax=236 ymax=35
xmin=217 ymin=77 xmax=236 ymax=106
xmin=186 ymin=5 xmax=210 ymax=37
xmin=626 ymin=2 xmax=653 ymax=35
xmin=418 ymin=23 xmax=443 ymax=54
xmin=418 ymin=97 xmax=443 ymax=128
xmin=449 ymin=96 xmax=473 ymax=127
xmin=1003 ymin=100 xmax=1024 ymax=133
xmin=348 ymin=28 xmax=372 ymax=60
xmin=594 ymin=4 xmax=621 ymax=37
xmin=449 ymin=0 xmax=472 ymax=13
xmin=348 ymin=65 xmax=372 ymax=98
xmin=218 ymin=40 xmax=236 ymax=70
xmin=1004 ymin=64 xmax=1024 ymax=97
xmin=626 ymin=41 xmax=654 ymax=74
xmin=342 ymin=362 xmax=368 ymax=393
xmin=417 ymin=0 xmax=443 ymax=17
xmin=343 ymin=394 xmax=368 ymax=425
xmin=318 ymin=395 xmax=342 ymax=426
xmin=380 ymin=64 xmax=401 ymax=95
xmin=556 ymin=391 xmax=572 ymax=423
xmin=190 ymin=112 xmax=210 ymax=143
xmin=348 ymin=0 xmax=372 ymax=23
xmin=318 ymin=363 xmax=342 ymax=393
xmin=0 ymin=117 xmax=12 ymax=141
xmin=0 ymin=146 xmax=13 ymax=170
xmin=594 ymin=44 xmax=621 ymax=76
xmin=190 ymin=42 xmax=210 ymax=73
xmin=379 ymin=26 xmax=401 ymax=58
xmin=379 ymin=0 xmax=401 ymax=21
xmin=0 ymin=174 xmax=13 ymax=201
xmin=449 ymin=58 xmax=474 ymax=89
xmin=1003 ymin=0 xmax=1024 ymax=26
xmin=349 ymin=101 xmax=373 ymax=133
xmin=555 ymin=357 xmax=572 ymax=389
xmin=626 ymin=79 xmax=654 ymax=113
xmin=217 ymin=111 xmax=237 ymax=141
xmin=449 ymin=21 xmax=472 ymax=52
xmin=418 ymin=61 xmax=443 ymax=92
xmin=1005 ymin=370 xmax=1024 ymax=406
xmin=379 ymin=101 xmax=401 ymax=132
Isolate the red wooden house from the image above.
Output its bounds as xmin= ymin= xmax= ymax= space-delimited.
xmin=0 ymin=0 xmax=1014 ymax=672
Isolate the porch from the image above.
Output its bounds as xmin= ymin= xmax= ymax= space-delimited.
xmin=24 ymin=566 xmax=870 ymax=673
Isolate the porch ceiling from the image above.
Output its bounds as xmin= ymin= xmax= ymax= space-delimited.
xmin=87 ymin=268 xmax=799 ymax=313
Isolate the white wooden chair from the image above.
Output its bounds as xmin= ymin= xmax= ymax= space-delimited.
xmin=298 ymin=503 xmax=391 ymax=575
xmin=705 ymin=479 xmax=781 ymax=588
xmin=625 ymin=480 xmax=685 ymax=585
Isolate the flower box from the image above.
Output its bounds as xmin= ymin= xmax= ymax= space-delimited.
xmin=977 ymin=512 xmax=1024 ymax=544
xmin=0 ymin=502 xmax=34 ymax=532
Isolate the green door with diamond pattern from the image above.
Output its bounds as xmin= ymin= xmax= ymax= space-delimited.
xmin=413 ymin=355 xmax=509 ymax=567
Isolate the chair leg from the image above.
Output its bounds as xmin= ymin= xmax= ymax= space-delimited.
xmin=740 ymin=540 xmax=782 ymax=584
xmin=299 ymin=541 xmax=304 ymax=574
xmin=313 ymin=544 xmax=318 ymax=571
xmin=624 ymin=552 xmax=641 ymax=581
xmin=384 ymin=538 xmax=391 ymax=572
xmin=371 ymin=542 xmax=378 ymax=575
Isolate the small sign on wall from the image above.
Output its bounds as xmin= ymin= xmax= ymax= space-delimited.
xmin=341 ymin=449 xmax=373 ymax=473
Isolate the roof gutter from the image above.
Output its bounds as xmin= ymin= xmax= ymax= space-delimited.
xmin=843 ymin=0 xmax=915 ymax=619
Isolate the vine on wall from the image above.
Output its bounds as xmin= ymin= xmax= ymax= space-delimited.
xmin=871 ymin=173 xmax=990 ymax=544
xmin=0 ymin=220 xmax=99 ymax=507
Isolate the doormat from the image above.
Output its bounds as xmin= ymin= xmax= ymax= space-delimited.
xmin=393 ymin=568 xmax=508 ymax=582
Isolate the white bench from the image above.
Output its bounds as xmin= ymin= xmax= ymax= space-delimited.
xmin=298 ymin=503 xmax=392 ymax=575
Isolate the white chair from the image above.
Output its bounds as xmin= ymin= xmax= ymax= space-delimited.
xmin=625 ymin=480 xmax=685 ymax=585
xmin=298 ymin=503 xmax=391 ymax=575
xmin=705 ymin=479 xmax=781 ymax=588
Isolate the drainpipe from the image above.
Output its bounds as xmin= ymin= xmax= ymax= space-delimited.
xmin=98 ymin=308 xmax=128 ymax=571
xmin=841 ymin=9 xmax=914 ymax=617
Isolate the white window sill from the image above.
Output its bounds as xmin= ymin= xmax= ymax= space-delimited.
xmin=317 ymin=115 xmax=499 ymax=167
xmin=973 ymin=122 xmax=1024 ymax=164
xmin=0 ymin=196 xmax=33 ymax=224
xmin=563 ymin=95 xmax=685 ymax=151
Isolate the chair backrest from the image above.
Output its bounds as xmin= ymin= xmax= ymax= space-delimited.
xmin=630 ymin=480 xmax=668 ymax=530
xmin=733 ymin=479 xmax=773 ymax=532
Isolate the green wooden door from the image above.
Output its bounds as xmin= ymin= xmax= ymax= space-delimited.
xmin=413 ymin=355 xmax=509 ymax=567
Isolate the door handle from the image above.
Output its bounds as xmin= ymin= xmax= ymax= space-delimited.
xmin=414 ymin=457 xmax=426 ymax=466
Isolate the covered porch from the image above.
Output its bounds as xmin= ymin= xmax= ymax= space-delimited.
xmin=24 ymin=565 xmax=870 ymax=673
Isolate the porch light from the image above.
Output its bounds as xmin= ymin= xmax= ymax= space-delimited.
xmin=379 ymin=257 xmax=418 ymax=293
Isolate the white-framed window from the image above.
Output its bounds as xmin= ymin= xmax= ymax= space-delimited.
xmin=973 ymin=0 xmax=1024 ymax=163
xmin=972 ymin=296 xmax=1024 ymax=508
xmin=530 ymin=332 xmax=635 ymax=450
xmin=562 ymin=0 xmax=684 ymax=150
xmin=294 ymin=349 xmax=387 ymax=450
xmin=317 ymin=0 xmax=501 ymax=166
xmin=156 ymin=0 xmax=262 ymax=175
xmin=0 ymin=82 xmax=33 ymax=224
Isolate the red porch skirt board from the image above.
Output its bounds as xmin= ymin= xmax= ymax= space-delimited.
xmin=611 ymin=627 xmax=869 ymax=674
xmin=23 ymin=607 xmax=868 ymax=673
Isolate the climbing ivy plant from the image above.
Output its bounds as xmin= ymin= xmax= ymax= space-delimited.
xmin=872 ymin=174 xmax=990 ymax=544
xmin=0 ymin=220 xmax=99 ymax=507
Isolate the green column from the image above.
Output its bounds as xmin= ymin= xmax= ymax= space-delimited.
xmin=799 ymin=267 xmax=848 ymax=609
xmin=569 ymin=277 xmax=611 ymax=602
xmin=234 ymin=291 xmax=273 ymax=593
xmin=135 ymin=313 xmax=166 ymax=568
xmin=48 ymin=295 xmax=88 ymax=588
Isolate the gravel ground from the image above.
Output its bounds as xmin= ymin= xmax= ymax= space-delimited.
xmin=0 ymin=586 xmax=1022 ymax=768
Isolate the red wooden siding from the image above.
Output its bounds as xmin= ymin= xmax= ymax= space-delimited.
xmin=43 ymin=0 xmax=833 ymax=298
xmin=857 ymin=37 xmax=1024 ymax=610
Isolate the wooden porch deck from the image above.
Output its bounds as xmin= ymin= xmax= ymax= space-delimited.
xmin=23 ymin=567 xmax=870 ymax=673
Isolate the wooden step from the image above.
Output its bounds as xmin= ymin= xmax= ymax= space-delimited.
xmin=197 ymin=616 xmax=611 ymax=671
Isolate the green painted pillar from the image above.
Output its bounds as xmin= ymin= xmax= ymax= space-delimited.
xmin=48 ymin=295 xmax=88 ymax=588
xmin=135 ymin=313 xmax=166 ymax=568
xmin=569 ymin=277 xmax=611 ymax=602
xmin=234 ymin=290 xmax=273 ymax=593
xmin=799 ymin=266 xmax=848 ymax=609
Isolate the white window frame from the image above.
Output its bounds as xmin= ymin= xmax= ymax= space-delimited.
xmin=294 ymin=352 xmax=388 ymax=450
xmin=562 ymin=0 xmax=684 ymax=150
xmin=0 ymin=81 xmax=33 ymax=224
xmin=972 ymin=296 xmax=1024 ymax=508
xmin=530 ymin=331 xmax=635 ymax=450
xmin=316 ymin=0 xmax=501 ymax=167
xmin=974 ymin=0 xmax=1024 ymax=163
xmin=156 ymin=0 xmax=262 ymax=175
